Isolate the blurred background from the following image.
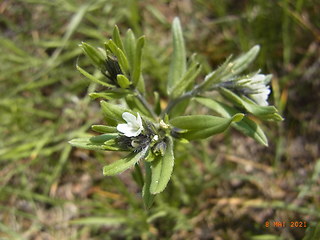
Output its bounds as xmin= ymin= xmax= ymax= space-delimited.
xmin=0 ymin=0 xmax=319 ymax=239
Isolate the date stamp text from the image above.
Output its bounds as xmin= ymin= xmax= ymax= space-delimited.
xmin=265 ymin=221 xmax=307 ymax=228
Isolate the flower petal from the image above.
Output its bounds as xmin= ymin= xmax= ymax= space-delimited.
xmin=136 ymin=112 xmax=142 ymax=127
xmin=117 ymin=112 xmax=144 ymax=137
xmin=252 ymin=74 xmax=266 ymax=83
xmin=122 ymin=112 xmax=136 ymax=123
xmin=117 ymin=123 xmax=132 ymax=134
xmin=250 ymin=93 xmax=269 ymax=106
xmin=126 ymin=129 xmax=141 ymax=137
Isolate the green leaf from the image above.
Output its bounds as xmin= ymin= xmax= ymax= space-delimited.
xmin=89 ymin=89 xmax=130 ymax=100
xmin=201 ymin=45 xmax=260 ymax=90
xmin=219 ymin=87 xmax=283 ymax=121
xmin=80 ymin=42 xmax=105 ymax=68
xmin=69 ymin=138 xmax=106 ymax=151
xmin=116 ymin=74 xmax=131 ymax=88
xmin=170 ymin=114 xmax=244 ymax=140
xmin=69 ymin=137 xmax=122 ymax=151
xmin=200 ymin=55 xmax=232 ymax=90
xmin=103 ymin=147 xmax=148 ymax=176
xmin=170 ymin=114 xmax=236 ymax=129
xmin=91 ymin=125 xmax=118 ymax=133
xmin=132 ymin=36 xmax=145 ymax=93
xmin=167 ymin=17 xmax=186 ymax=94
xmin=150 ymin=137 xmax=174 ymax=194
xmin=105 ymin=40 xmax=129 ymax=74
xmin=171 ymin=60 xmax=202 ymax=99
xmin=169 ymin=98 xmax=191 ymax=118
xmin=224 ymin=45 xmax=260 ymax=80
xmin=195 ymin=97 xmax=268 ymax=146
xmin=143 ymin=162 xmax=154 ymax=209
xmin=100 ymin=100 xmax=134 ymax=125
xmin=112 ymin=25 xmax=124 ymax=51
xmin=77 ymin=65 xmax=114 ymax=88
xmin=90 ymin=133 xmax=117 ymax=143
xmin=124 ymin=29 xmax=136 ymax=70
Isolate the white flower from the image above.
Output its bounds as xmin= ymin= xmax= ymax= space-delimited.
xmin=241 ymin=74 xmax=271 ymax=106
xmin=117 ymin=112 xmax=143 ymax=137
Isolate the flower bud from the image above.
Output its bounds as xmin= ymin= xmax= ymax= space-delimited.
xmin=152 ymin=141 xmax=167 ymax=156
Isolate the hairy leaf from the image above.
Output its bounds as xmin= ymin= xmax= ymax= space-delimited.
xmin=195 ymin=97 xmax=268 ymax=146
xmin=142 ymin=162 xmax=154 ymax=208
xmin=80 ymin=42 xmax=105 ymax=68
xmin=219 ymin=87 xmax=283 ymax=121
xmin=124 ymin=29 xmax=136 ymax=70
xmin=132 ymin=36 xmax=145 ymax=89
xmin=112 ymin=25 xmax=124 ymax=51
xmin=150 ymin=137 xmax=174 ymax=194
xmin=69 ymin=137 xmax=122 ymax=151
xmin=167 ymin=17 xmax=186 ymax=94
xmin=170 ymin=114 xmax=244 ymax=140
xmin=171 ymin=60 xmax=202 ymax=99
xmin=103 ymin=147 xmax=148 ymax=176
xmin=105 ymin=40 xmax=129 ymax=74
xmin=91 ymin=125 xmax=118 ymax=133
xmin=100 ymin=100 xmax=134 ymax=125
xmin=77 ymin=65 xmax=114 ymax=88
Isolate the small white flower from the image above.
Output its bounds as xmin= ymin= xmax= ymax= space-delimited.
xmin=241 ymin=74 xmax=271 ymax=106
xmin=117 ymin=112 xmax=143 ymax=137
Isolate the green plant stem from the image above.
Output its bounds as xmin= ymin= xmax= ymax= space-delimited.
xmin=160 ymin=87 xmax=200 ymax=118
xmin=134 ymin=90 xmax=158 ymax=119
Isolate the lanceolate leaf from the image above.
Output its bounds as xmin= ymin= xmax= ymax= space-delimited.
xmin=90 ymin=133 xmax=117 ymax=143
xmin=223 ymin=45 xmax=260 ymax=80
xmin=132 ymin=36 xmax=145 ymax=88
xmin=170 ymin=114 xmax=244 ymax=140
xmin=124 ymin=29 xmax=136 ymax=70
xmin=169 ymin=98 xmax=191 ymax=119
xmin=167 ymin=17 xmax=186 ymax=95
xmin=69 ymin=137 xmax=122 ymax=151
xmin=105 ymin=40 xmax=129 ymax=74
xmin=142 ymin=162 xmax=154 ymax=208
xmin=219 ymin=87 xmax=283 ymax=121
xmin=69 ymin=138 xmax=106 ymax=151
xmin=112 ymin=25 xmax=124 ymax=51
xmin=100 ymin=100 xmax=134 ymax=125
xmin=195 ymin=97 xmax=268 ymax=146
xmin=171 ymin=60 xmax=202 ymax=99
xmin=103 ymin=147 xmax=148 ymax=176
xmin=91 ymin=125 xmax=118 ymax=133
xmin=77 ymin=65 xmax=114 ymax=88
xmin=201 ymin=45 xmax=260 ymax=90
xmin=80 ymin=42 xmax=105 ymax=68
xmin=89 ymin=89 xmax=130 ymax=100
xmin=150 ymin=137 xmax=174 ymax=194
xmin=201 ymin=55 xmax=232 ymax=90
